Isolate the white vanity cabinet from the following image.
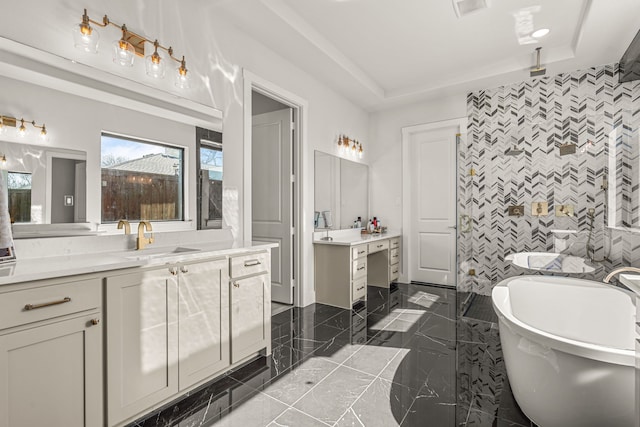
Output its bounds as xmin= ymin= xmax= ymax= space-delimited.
xmin=315 ymin=243 xmax=369 ymax=310
xmin=0 ymin=276 xmax=103 ymax=427
xmin=229 ymin=251 xmax=271 ymax=363
xmin=105 ymin=257 xmax=229 ymax=426
xmin=314 ymin=232 xmax=402 ymax=309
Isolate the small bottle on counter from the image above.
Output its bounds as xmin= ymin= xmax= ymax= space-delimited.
xmin=356 ymin=216 xmax=362 ymax=228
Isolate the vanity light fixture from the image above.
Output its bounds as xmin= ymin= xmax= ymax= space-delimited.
xmin=337 ymin=135 xmax=364 ymax=158
xmin=0 ymin=115 xmax=48 ymax=140
xmin=73 ymin=9 xmax=191 ymax=88
xmin=1 ymin=155 xmax=6 ymax=166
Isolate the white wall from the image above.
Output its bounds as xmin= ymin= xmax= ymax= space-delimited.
xmin=369 ymin=95 xmax=466 ymax=230
xmin=0 ymin=0 xmax=370 ymax=307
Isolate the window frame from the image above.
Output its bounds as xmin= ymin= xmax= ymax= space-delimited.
xmin=196 ymin=127 xmax=223 ymax=230
xmin=99 ymin=131 xmax=189 ymax=229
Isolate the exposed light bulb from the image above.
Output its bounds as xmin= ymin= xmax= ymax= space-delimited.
xmin=1 ymin=155 xmax=6 ymax=166
xmin=145 ymin=40 xmax=166 ymax=79
xmin=17 ymin=119 xmax=27 ymax=137
xmin=175 ymin=56 xmax=190 ymax=89
xmin=40 ymin=124 xmax=48 ymax=140
xmin=72 ymin=9 xmax=99 ymax=53
xmin=113 ymin=26 xmax=135 ymax=67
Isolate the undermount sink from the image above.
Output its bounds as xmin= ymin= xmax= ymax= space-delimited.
xmin=124 ymin=246 xmax=202 ymax=260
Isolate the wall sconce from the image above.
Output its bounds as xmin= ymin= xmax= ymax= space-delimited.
xmin=0 ymin=155 xmax=6 ymax=166
xmin=72 ymin=9 xmax=191 ymax=88
xmin=337 ymin=135 xmax=364 ymax=159
xmin=0 ymin=116 xmax=48 ymax=140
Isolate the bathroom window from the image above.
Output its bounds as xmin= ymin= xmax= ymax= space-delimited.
xmin=101 ymin=133 xmax=184 ymax=223
xmin=196 ymin=127 xmax=223 ymax=229
xmin=7 ymin=172 xmax=32 ymax=223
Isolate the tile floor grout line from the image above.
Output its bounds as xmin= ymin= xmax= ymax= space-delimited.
xmin=329 ymin=340 xmax=408 ymax=426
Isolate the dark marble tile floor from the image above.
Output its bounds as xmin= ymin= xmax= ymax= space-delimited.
xmin=128 ymin=283 xmax=534 ymax=427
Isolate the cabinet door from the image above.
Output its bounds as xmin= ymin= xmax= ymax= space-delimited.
xmin=230 ymin=274 xmax=270 ymax=363
xmin=178 ymin=258 xmax=229 ymax=390
xmin=0 ymin=313 xmax=102 ymax=427
xmin=106 ymin=267 xmax=179 ymax=426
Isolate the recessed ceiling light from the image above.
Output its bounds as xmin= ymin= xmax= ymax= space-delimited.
xmin=532 ymin=28 xmax=550 ymax=38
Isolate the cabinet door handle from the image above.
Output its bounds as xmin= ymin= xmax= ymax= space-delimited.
xmin=393 ymin=254 xmax=399 ymax=258
xmin=180 ymin=266 xmax=189 ymax=274
xmin=233 ymin=282 xmax=240 ymax=288
xmin=169 ymin=267 xmax=178 ymax=276
xmin=358 ymin=250 xmax=366 ymax=255
xmin=90 ymin=318 xmax=100 ymax=326
xmin=357 ymin=265 xmax=366 ymax=271
xmin=24 ymin=297 xmax=71 ymax=311
xmin=244 ymin=259 xmax=261 ymax=267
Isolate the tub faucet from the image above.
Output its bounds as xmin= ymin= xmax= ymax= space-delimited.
xmin=136 ymin=221 xmax=154 ymax=250
xmin=602 ymin=267 xmax=640 ymax=283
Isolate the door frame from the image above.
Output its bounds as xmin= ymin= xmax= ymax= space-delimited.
xmin=401 ymin=117 xmax=467 ymax=285
xmin=243 ymin=70 xmax=308 ymax=307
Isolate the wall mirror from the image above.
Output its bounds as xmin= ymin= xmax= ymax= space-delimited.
xmin=314 ymin=150 xmax=368 ymax=230
xmin=0 ymin=37 xmax=223 ymax=239
xmin=0 ymin=141 xmax=87 ymax=228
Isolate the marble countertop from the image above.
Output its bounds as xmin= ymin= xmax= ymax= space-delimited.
xmin=0 ymin=240 xmax=277 ymax=286
xmin=313 ymin=229 xmax=401 ymax=246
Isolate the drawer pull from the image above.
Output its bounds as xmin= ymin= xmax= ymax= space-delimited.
xmin=393 ymin=254 xmax=399 ymax=258
xmin=90 ymin=318 xmax=100 ymax=326
xmin=377 ymin=244 xmax=384 ymax=248
xmin=169 ymin=267 xmax=178 ymax=276
xmin=244 ymin=259 xmax=262 ymax=267
xmin=24 ymin=297 xmax=71 ymax=311
xmin=180 ymin=266 xmax=189 ymax=274
xmin=356 ymin=286 xmax=365 ymax=291
xmin=357 ymin=266 xmax=366 ymax=271
xmin=358 ymin=250 xmax=366 ymax=255
xmin=233 ymin=282 xmax=240 ymax=288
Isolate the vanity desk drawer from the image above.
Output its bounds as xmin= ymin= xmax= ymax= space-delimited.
xmin=389 ymin=248 xmax=400 ymax=265
xmin=368 ymin=240 xmax=389 ymax=254
xmin=0 ymin=278 xmax=101 ymax=331
xmin=351 ymin=244 xmax=368 ymax=260
xmin=390 ymin=238 xmax=400 ymax=249
xmin=352 ymin=277 xmax=367 ymax=301
xmin=352 ymin=258 xmax=367 ymax=280
xmin=230 ymin=252 xmax=268 ymax=278
xmin=390 ymin=264 xmax=400 ymax=282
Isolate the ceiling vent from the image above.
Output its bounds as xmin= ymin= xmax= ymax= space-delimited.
xmin=452 ymin=0 xmax=490 ymax=18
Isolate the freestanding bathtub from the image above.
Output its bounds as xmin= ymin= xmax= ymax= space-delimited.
xmin=492 ymin=275 xmax=636 ymax=427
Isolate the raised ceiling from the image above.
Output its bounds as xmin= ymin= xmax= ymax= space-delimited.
xmin=215 ymin=0 xmax=640 ymax=111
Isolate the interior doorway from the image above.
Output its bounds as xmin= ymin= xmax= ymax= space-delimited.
xmin=249 ymin=88 xmax=302 ymax=306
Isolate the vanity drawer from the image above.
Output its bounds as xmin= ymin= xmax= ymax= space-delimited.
xmin=352 ymin=258 xmax=367 ymax=280
xmin=368 ymin=240 xmax=389 ymax=254
xmin=0 ymin=278 xmax=101 ymax=331
xmin=389 ymin=248 xmax=400 ymax=265
xmin=390 ymin=264 xmax=400 ymax=282
xmin=351 ymin=244 xmax=368 ymax=260
xmin=390 ymin=238 xmax=400 ymax=250
xmin=230 ymin=252 xmax=268 ymax=278
xmin=352 ymin=277 xmax=367 ymax=301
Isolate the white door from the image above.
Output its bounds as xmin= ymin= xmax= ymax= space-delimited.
xmin=252 ymin=108 xmax=294 ymax=304
xmin=407 ymin=125 xmax=458 ymax=285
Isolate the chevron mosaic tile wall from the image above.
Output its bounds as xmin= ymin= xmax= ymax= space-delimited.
xmin=462 ymin=63 xmax=640 ymax=295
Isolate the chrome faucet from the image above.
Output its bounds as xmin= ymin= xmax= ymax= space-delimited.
xmin=136 ymin=221 xmax=154 ymax=250
xmin=117 ymin=219 xmax=131 ymax=235
xmin=602 ymin=267 xmax=640 ymax=283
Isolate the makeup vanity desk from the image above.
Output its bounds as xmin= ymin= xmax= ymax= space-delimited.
xmin=313 ymin=230 xmax=401 ymax=309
